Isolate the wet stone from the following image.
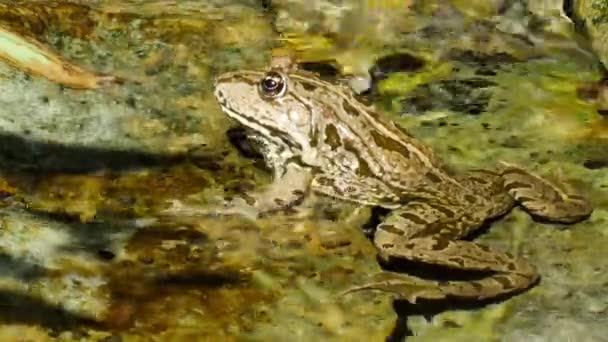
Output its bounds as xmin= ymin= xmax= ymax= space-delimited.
xmin=369 ymin=53 xmax=426 ymax=81
xmin=401 ymin=78 xmax=496 ymax=115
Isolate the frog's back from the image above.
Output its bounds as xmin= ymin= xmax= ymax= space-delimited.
xmin=295 ymin=71 xmax=452 ymax=190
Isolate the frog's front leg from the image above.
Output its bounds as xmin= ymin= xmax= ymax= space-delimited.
xmin=162 ymin=163 xmax=311 ymax=220
xmin=358 ymin=201 xmax=538 ymax=301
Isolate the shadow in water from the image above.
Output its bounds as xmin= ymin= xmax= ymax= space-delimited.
xmin=0 ymin=251 xmax=48 ymax=281
xmin=153 ymin=269 xmax=246 ymax=289
xmin=387 ymin=287 xmax=537 ymax=342
xmin=0 ymin=289 xmax=102 ymax=332
xmin=20 ymin=208 xmax=139 ymax=262
xmin=0 ymin=131 xmax=198 ymax=173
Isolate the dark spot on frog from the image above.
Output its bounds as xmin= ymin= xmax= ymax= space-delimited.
xmin=274 ymin=198 xmax=286 ymax=206
xmin=431 ymin=238 xmax=450 ymax=251
xmin=431 ymin=203 xmax=457 ymax=218
xmin=356 ymin=156 xmax=374 ymax=177
xmin=324 ymin=124 xmax=342 ymax=150
xmin=345 ymin=186 xmax=357 ymax=193
xmin=399 ymin=212 xmax=427 ymax=225
xmin=342 ymin=99 xmax=360 ymax=116
xmin=301 ymin=82 xmax=317 ymax=92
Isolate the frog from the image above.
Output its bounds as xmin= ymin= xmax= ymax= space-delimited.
xmin=181 ymin=67 xmax=593 ymax=302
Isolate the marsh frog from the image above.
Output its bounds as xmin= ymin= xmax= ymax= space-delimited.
xmin=205 ymin=67 xmax=592 ymax=301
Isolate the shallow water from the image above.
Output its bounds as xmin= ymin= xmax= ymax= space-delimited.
xmin=0 ymin=1 xmax=606 ymax=341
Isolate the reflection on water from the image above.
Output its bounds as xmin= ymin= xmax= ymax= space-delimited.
xmin=0 ymin=1 xmax=605 ymax=341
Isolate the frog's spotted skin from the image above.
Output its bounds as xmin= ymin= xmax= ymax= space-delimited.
xmin=210 ymin=67 xmax=592 ymax=302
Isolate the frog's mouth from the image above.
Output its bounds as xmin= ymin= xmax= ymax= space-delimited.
xmin=215 ymin=97 xmax=303 ymax=154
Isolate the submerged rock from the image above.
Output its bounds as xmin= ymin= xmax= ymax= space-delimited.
xmin=0 ymin=1 xmax=273 ymax=171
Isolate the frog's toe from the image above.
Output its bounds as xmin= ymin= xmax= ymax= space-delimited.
xmin=340 ymin=272 xmax=445 ymax=303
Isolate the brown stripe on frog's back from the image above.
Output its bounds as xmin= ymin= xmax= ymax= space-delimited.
xmin=300 ymin=81 xmax=317 ymax=92
xmin=342 ymin=138 xmax=379 ymax=177
xmin=424 ymin=170 xmax=443 ymax=184
xmin=356 ymin=154 xmax=375 ymax=177
xmin=356 ymin=105 xmax=419 ymax=142
xmin=370 ymin=130 xmax=411 ymax=159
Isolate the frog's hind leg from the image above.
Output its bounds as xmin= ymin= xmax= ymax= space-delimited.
xmin=364 ymin=202 xmax=539 ymax=301
xmin=499 ymin=162 xmax=592 ymax=223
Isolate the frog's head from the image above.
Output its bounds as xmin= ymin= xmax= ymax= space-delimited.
xmin=214 ymin=69 xmax=333 ymax=158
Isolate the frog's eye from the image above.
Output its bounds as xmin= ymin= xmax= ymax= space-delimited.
xmin=259 ymin=71 xmax=287 ymax=98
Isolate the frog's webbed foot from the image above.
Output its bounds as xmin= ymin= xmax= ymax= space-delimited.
xmin=342 ymin=268 xmax=538 ymax=303
xmin=361 ymin=202 xmax=539 ymax=302
xmin=160 ymin=198 xmax=260 ymax=221
xmin=498 ymin=161 xmax=592 ymax=223
xmin=341 ymin=272 xmax=446 ymax=303
xmin=373 ymin=235 xmax=539 ymax=301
